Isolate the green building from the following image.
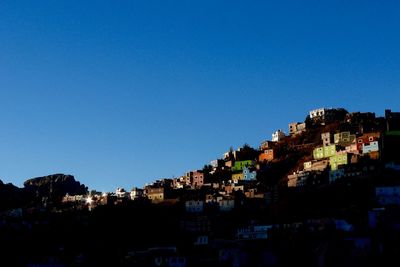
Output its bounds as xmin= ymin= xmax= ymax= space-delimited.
xmin=330 ymin=154 xmax=349 ymax=171
xmin=334 ymin=132 xmax=356 ymax=146
xmin=313 ymin=145 xmax=336 ymax=160
xmin=231 ymin=160 xmax=253 ymax=172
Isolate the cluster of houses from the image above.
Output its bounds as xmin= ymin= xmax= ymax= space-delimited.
xmin=61 ymin=108 xmax=400 ymax=213
xmin=287 ymin=108 xmax=400 ymax=187
xmin=287 ymin=130 xmax=381 ymax=187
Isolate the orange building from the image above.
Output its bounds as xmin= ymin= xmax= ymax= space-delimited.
xmin=369 ymin=151 xmax=380 ymax=160
xmin=259 ymin=149 xmax=274 ymax=162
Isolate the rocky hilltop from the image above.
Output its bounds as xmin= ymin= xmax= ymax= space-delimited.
xmin=23 ymin=173 xmax=88 ymax=202
xmin=0 ymin=174 xmax=88 ymax=211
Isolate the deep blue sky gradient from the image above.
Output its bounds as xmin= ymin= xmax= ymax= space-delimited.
xmin=0 ymin=1 xmax=399 ymax=191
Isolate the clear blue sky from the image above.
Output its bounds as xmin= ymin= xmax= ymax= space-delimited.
xmin=0 ymin=1 xmax=399 ymax=192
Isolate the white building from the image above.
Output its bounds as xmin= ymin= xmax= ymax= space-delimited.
xmin=310 ymin=108 xmax=328 ymax=119
xmin=362 ymin=141 xmax=379 ymax=154
xmin=116 ymin=188 xmax=129 ymax=198
xmin=272 ymin=130 xmax=285 ymax=142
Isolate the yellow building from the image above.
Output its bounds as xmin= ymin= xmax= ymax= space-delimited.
xmin=232 ymin=173 xmax=244 ymax=181
xmin=313 ymin=145 xmax=336 ymax=159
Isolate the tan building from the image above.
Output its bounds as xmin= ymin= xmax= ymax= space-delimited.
xmin=303 ymin=160 xmax=329 ymax=172
xmin=321 ymin=132 xmax=331 ymax=146
xmin=289 ymin=122 xmax=306 ymax=136
xmin=146 ymin=187 xmax=164 ymax=203
xmin=259 ymin=140 xmax=275 ymax=150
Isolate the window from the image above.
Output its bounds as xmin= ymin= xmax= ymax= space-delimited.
xmin=369 ymin=137 xmax=374 ymax=142
xmin=358 ymin=139 xmax=363 ymax=143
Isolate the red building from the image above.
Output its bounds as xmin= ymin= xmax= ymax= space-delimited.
xmin=356 ymin=132 xmax=380 ymax=151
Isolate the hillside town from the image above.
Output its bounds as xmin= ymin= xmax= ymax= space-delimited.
xmin=73 ymin=108 xmax=399 ymax=211
xmin=1 ymin=107 xmax=400 ymax=267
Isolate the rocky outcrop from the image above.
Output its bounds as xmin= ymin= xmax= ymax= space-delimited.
xmin=23 ymin=174 xmax=88 ymax=203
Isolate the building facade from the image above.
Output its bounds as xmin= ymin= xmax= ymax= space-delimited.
xmin=185 ymin=170 xmax=204 ymax=189
xmin=289 ymin=122 xmax=306 ymax=136
xmin=334 ymin=131 xmax=356 ymax=146
xmin=231 ymin=160 xmax=253 ymax=172
xmin=310 ymin=108 xmax=327 ymax=119
xmin=243 ymin=167 xmax=257 ymax=181
xmin=357 ymin=132 xmax=380 ymax=151
xmin=130 ymin=187 xmax=144 ymax=200
xmin=259 ymin=149 xmax=274 ymax=162
xmin=231 ymin=172 xmax=244 ymax=182
xmin=272 ymin=130 xmax=285 ymax=142
xmin=146 ymin=187 xmax=164 ymax=203
xmin=313 ymin=145 xmax=337 ymax=160
xmin=329 ymin=153 xmax=349 ymax=171
xmin=321 ymin=132 xmax=331 ymax=146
